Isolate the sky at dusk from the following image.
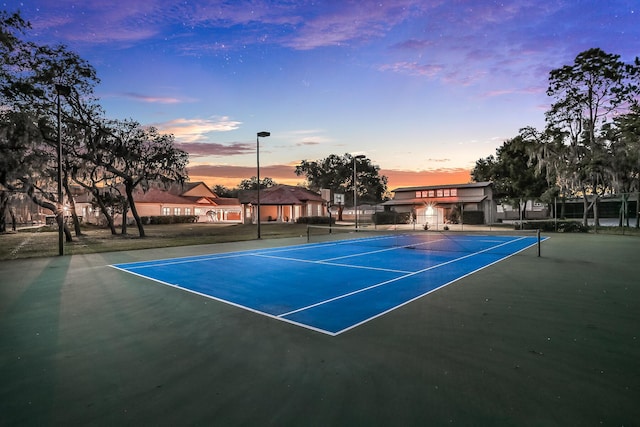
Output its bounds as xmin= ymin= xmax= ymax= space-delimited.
xmin=10 ymin=1 xmax=640 ymax=191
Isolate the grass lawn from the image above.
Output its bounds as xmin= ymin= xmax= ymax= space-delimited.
xmin=3 ymin=221 xmax=639 ymax=261
xmin=0 ymin=223 xmax=311 ymax=261
xmin=1 ymin=226 xmax=639 ymax=425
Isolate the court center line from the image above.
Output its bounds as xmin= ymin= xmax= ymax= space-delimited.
xmin=320 ymin=238 xmax=448 ymax=262
xmin=277 ymin=236 xmax=530 ymax=318
xmin=253 ymin=253 xmax=413 ymax=274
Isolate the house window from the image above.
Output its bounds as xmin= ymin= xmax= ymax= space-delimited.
xmin=436 ymin=189 xmax=443 ymax=197
xmin=174 ymin=207 xmax=181 ymax=215
xmin=451 ymin=189 xmax=457 ymax=196
xmin=415 ymin=191 xmax=422 ymax=198
xmin=444 ymin=189 xmax=450 ymax=197
xmin=185 ymin=208 xmax=192 ymax=215
xmin=162 ymin=207 xmax=170 ymax=216
xmin=428 ymin=190 xmax=435 ymax=197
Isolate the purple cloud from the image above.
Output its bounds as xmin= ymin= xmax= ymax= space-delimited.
xmin=121 ymin=93 xmax=186 ymax=104
xmin=379 ymin=62 xmax=444 ymax=78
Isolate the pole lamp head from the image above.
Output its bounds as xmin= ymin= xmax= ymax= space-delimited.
xmin=257 ymin=131 xmax=270 ymax=138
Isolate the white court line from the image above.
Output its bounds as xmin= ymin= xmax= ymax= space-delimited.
xmin=320 ymin=238 xmax=447 ymax=262
xmin=277 ymin=236 xmax=530 ymax=319
xmin=247 ymin=236 xmax=449 ymax=274
xmin=114 ymin=239 xmax=352 ymax=270
xmin=120 ymin=251 xmax=255 ymax=269
xmin=253 ymin=253 xmax=413 ymax=274
xmin=109 ymin=265 xmax=333 ymax=335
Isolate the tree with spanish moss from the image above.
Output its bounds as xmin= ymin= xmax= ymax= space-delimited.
xmin=545 ymin=48 xmax=639 ymax=226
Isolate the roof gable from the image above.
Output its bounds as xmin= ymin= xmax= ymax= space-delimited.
xmin=163 ymin=181 xmax=217 ymax=198
xmin=238 ymin=184 xmax=324 ymax=205
xmin=133 ymin=188 xmax=191 ymax=204
xmin=392 ymin=181 xmax=491 ymax=193
xmin=180 ymin=182 xmax=217 ymax=198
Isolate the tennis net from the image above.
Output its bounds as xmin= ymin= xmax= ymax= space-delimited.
xmin=306 ymin=225 xmax=543 ymax=256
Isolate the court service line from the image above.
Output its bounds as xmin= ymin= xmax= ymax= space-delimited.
xmin=253 ymin=253 xmax=413 ymax=274
xmin=277 ymin=236 xmax=530 ymax=318
xmin=119 ymin=251 xmax=255 ymax=269
xmin=320 ymin=238 xmax=448 ymax=262
xmin=114 ymin=241 xmax=338 ymax=270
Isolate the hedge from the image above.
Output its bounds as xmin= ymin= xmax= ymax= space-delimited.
xmin=140 ymin=215 xmax=198 ymax=225
xmin=372 ymin=211 xmax=411 ymax=225
xmin=516 ymin=220 xmax=589 ymax=233
xmin=461 ymin=211 xmax=484 ymax=225
xmin=296 ymin=216 xmax=336 ymax=225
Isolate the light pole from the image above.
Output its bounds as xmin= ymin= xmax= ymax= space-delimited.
xmin=256 ymin=131 xmax=270 ymax=239
xmin=353 ymin=154 xmax=365 ymax=230
xmin=55 ymin=84 xmax=71 ymax=256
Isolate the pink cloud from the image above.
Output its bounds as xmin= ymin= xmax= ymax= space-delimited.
xmin=177 ymin=142 xmax=254 ymax=157
xmin=154 ymin=117 xmax=242 ymax=143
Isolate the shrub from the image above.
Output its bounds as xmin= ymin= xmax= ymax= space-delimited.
xmin=141 ymin=215 xmax=198 ymax=225
xmin=517 ymin=220 xmax=589 ymax=233
xmin=296 ymin=216 xmax=335 ymax=225
xmin=373 ymin=211 xmax=411 ymax=225
xmin=461 ymin=211 xmax=484 ymax=225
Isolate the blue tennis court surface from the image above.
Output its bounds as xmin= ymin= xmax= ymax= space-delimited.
xmin=111 ymin=232 xmax=545 ymax=335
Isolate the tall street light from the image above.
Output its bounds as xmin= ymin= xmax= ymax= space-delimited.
xmin=256 ymin=131 xmax=270 ymax=239
xmin=55 ymin=84 xmax=71 ymax=256
xmin=353 ymin=154 xmax=365 ymax=230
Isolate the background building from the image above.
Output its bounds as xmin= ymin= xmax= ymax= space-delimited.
xmin=383 ymin=182 xmax=495 ymax=227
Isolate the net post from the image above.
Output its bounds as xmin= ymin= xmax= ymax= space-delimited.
xmin=307 ymin=225 xmax=310 ymax=243
xmin=537 ymin=229 xmax=541 ymax=257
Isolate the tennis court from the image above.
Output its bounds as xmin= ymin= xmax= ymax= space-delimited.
xmin=2 ymin=232 xmax=640 ymax=425
xmin=112 ymin=229 xmax=544 ymax=335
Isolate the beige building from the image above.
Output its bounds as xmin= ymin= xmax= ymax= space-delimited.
xmin=75 ymin=182 xmax=243 ymax=225
xmin=383 ymin=182 xmax=496 ymax=226
xmin=238 ymin=184 xmax=327 ymax=223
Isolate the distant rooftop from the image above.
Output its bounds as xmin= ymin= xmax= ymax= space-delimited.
xmin=391 ymin=181 xmax=491 ymax=192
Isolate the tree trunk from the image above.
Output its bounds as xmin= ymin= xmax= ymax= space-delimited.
xmin=582 ymin=196 xmax=588 ymax=227
xmin=95 ymin=193 xmax=117 ymax=234
xmin=619 ymin=194 xmax=629 ymax=227
xmin=10 ymin=208 xmax=17 ymax=231
xmin=63 ymin=178 xmax=83 ymax=236
xmin=120 ymin=203 xmax=128 ymax=235
xmin=22 ymin=184 xmax=73 ymax=243
xmin=56 ymin=213 xmax=73 ymax=242
xmin=125 ymin=184 xmax=145 ymax=237
xmin=0 ymin=191 xmax=8 ymax=233
xmin=636 ymin=189 xmax=640 ymax=229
